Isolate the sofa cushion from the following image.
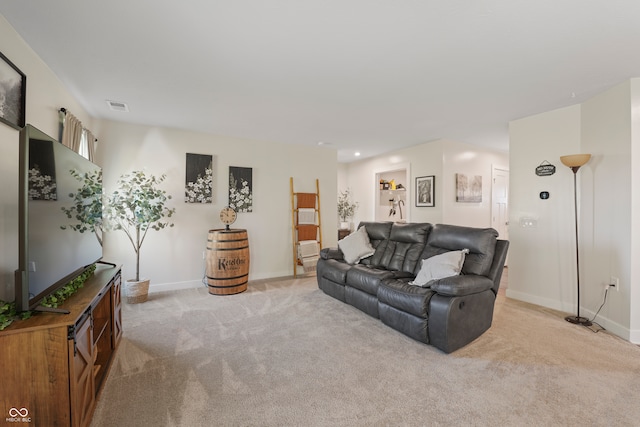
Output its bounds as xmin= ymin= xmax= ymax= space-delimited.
xmin=346 ymin=265 xmax=413 ymax=296
xmin=410 ymin=249 xmax=469 ymax=287
xmin=378 ymin=278 xmax=435 ymax=319
xmin=338 ymin=225 xmax=375 ymax=264
xmin=357 ymin=221 xmax=393 ymax=267
xmin=420 ymin=224 xmax=497 ymax=276
xmin=373 ymin=223 xmax=431 ymax=272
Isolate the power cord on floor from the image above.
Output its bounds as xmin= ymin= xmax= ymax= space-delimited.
xmin=201 ymin=260 xmax=209 ymax=288
xmin=584 ymin=287 xmax=609 ymax=333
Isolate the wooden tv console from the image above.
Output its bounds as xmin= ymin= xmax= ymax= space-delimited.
xmin=0 ymin=264 xmax=122 ymax=427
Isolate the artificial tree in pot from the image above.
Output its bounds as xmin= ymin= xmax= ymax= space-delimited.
xmin=105 ymin=170 xmax=175 ymax=303
xmin=337 ymin=188 xmax=358 ymax=230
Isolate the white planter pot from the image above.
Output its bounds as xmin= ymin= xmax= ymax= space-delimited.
xmin=340 ymin=221 xmax=350 ymax=230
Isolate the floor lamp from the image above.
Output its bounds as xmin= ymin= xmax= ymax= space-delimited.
xmin=560 ymin=153 xmax=591 ymax=326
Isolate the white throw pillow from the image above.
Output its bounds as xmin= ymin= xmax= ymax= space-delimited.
xmin=410 ymin=249 xmax=469 ymax=287
xmin=338 ymin=226 xmax=375 ymax=264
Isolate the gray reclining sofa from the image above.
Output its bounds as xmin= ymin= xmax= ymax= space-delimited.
xmin=316 ymin=221 xmax=509 ymax=353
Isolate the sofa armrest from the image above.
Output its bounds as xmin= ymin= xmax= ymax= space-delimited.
xmin=320 ymin=247 xmax=344 ymax=261
xmin=430 ymin=275 xmax=494 ymax=297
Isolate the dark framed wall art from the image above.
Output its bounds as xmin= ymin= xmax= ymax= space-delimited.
xmin=185 ymin=153 xmax=213 ymax=203
xmin=0 ymin=50 xmax=26 ymax=130
xmin=229 ymin=166 xmax=253 ymax=212
xmin=415 ymin=175 xmax=435 ymax=207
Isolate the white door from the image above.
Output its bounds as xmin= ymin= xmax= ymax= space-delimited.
xmin=491 ymin=167 xmax=509 ymax=243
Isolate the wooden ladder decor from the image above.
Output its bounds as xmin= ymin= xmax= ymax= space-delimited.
xmin=290 ymin=177 xmax=322 ymax=278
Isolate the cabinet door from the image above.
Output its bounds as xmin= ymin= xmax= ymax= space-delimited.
xmin=69 ymin=315 xmax=95 ymax=427
xmin=111 ymin=273 xmax=123 ymax=347
xmin=0 ymin=327 xmax=71 ymax=426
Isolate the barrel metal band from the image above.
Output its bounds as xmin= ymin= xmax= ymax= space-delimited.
xmin=207 ymin=274 xmax=249 ymax=281
xmin=207 ymin=280 xmax=249 ymax=289
xmin=207 ymin=245 xmax=249 ymax=251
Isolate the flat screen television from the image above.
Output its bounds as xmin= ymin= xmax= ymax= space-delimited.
xmin=15 ymin=124 xmax=103 ymax=313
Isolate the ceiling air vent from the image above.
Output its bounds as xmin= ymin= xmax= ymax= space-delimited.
xmin=106 ymin=100 xmax=129 ymax=112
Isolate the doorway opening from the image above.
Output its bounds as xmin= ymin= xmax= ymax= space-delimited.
xmin=491 ymin=165 xmax=509 ymax=266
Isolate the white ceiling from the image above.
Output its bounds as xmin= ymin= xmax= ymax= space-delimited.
xmin=2 ymin=1 xmax=640 ymax=162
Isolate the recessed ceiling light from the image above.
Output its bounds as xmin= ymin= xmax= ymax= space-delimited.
xmin=354 ymin=152 xmax=361 ymax=157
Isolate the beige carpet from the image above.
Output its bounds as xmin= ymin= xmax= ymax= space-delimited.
xmin=91 ymin=275 xmax=640 ymax=426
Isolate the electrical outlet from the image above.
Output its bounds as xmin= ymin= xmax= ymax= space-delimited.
xmin=202 ymin=251 xmax=206 ymax=260
xmin=610 ymin=276 xmax=619 ymax=292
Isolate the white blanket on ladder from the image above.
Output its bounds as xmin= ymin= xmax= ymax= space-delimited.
xmin=298 ymin=240 xmax=319 ymax=258
xmin=298 ymin=240 xmax=319 ymax=272
xmin=298 ymin=208 xmax=316 ymax=225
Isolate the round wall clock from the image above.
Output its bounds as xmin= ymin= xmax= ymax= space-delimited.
xmin=220 ymin=206 xmax=237 ymax=230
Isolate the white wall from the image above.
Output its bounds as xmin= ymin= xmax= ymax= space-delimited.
xmin=581 ymin=82 xmax=632 ymax=336
xmin=629 ymin=79 xmax=640 ymax=342
xmin=0 ymin=16 xmax=94 ymax=301
xmin=342 ymin=138 xmax=508 ymax=230
xmin=508 ymin=105 xmax=582 ymax=311
xmin=509 ymin=80 xmax=640 ymax=343
xmin=337 ymin=163 xmax=348 ymax=194
xmin=94 ymin=120 xmax=337 ymax=291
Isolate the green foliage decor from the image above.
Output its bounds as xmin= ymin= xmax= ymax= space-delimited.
xmin=0 ymin=264 xmax=97 ymax=330
xmin=61 ymin=169 xmax=104 ymax=246
xmin=337 ymin=188 xmax=358 ymax=221
xmin=104 ymin=171 xmax=175 ymax=282
xmin=40 ymin=264 xmax=97 ymax=308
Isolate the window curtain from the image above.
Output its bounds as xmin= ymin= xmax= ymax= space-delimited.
xmin=85 ymin=129 xmax=96 ymax=162
xmin=61 ymin=111 xmax=83 ymax=153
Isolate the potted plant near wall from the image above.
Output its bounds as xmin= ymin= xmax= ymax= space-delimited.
xmin=337 ymin=188 xmax=358 ymax=230
xmin=105 ymin=170 xmax=175 ymax=303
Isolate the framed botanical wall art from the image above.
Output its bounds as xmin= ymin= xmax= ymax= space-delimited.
xmin=185 ymin=153 xmax=213 ymax=203
xmin=415 ymin=175 xmax=435 ymax=207
xmin=0 ymin=50 xmax=26 ymax=130
xmin=455 ymin=173 xmax=482 ymax=203
xmin=229 ymin=166 xmax=253 ymax=212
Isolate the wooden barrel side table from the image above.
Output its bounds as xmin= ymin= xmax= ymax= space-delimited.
xmin=206 ymin=228 xmax=250 ymax=295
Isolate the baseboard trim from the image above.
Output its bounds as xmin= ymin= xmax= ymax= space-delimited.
xmin=149 ymin=280 xmax=205 ymax=293
xmin=505 ymin=289 xmax=633 ymax=343
xmin=505 ymin=289 xmax=566 ymax=312
xmin=147 ymin=270 xmax=300 ymax=294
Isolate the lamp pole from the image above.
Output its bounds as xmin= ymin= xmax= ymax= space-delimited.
xmin=560 ymin=154 xmax=592 ymax=326
xmin=565 ymin=167 xmax=591 ymax=325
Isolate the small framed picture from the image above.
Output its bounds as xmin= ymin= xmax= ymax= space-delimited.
xmin=0 ymin=50 xmax=26 ymax=130
xmin=415 ymin=175 xmax=435 ymax=207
